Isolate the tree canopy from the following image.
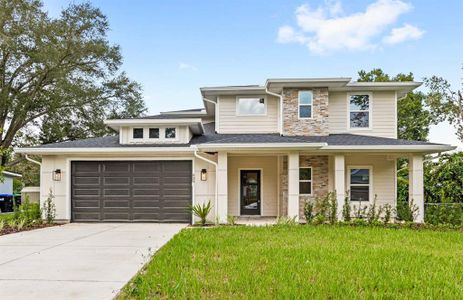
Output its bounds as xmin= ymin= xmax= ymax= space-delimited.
xmin=0 ymin=0 xmax=146 ymax=163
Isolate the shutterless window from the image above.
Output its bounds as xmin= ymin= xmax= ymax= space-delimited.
xmin=299 ymin=91 xmax=313 ymax=118
xmin=349 ymin=168 xmax=370 ymax=202
xmin=149 ymin=128 xmax=159 ymax=139
xmin=299 ymin=167 xmax=312 ymax=195
xmin=237 ymin=97 xmax=265 ymax=115
xmin=165 ymin=128 xmax=176 ymax=139
xmin=133 ymin=128 xmax=143 ymax=139
xmin=349 ymin=95 xmax=370 ymax=128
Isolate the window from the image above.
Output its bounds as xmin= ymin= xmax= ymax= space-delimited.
xmin=237 ymin=97 xmax=266 ymax=115
xmin=349 ymin=168 xmax=371 ymax=202
xmin=298 ymin=91 xmax=313 ymax=118
xmin=149 ymin=128 xmax=159 ymax=139
xmin=133 ymin=128 xmax=143 ymax=139
xmin=349 ymin=94 xmax=370 ymax=128
xmin=299 ymin=167 xmax=312 ymax=195
xmin=165 ymin=128 xmax=176 ymax=139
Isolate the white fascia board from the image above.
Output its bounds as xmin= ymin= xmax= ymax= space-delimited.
xmin=321 ymin=145 xmax=456 ymax=152
xmin=2 ymin=171 xmax=22 ymax=177
xmin=104 ymin=118 xmax=203 ymax=125
xmin=196 ymin=143 xmax=327 ymax=151
xmin=14 ymin=147 xmax=195 ymax=155
xmin=266 ymin=77 xmax=351 ymax=85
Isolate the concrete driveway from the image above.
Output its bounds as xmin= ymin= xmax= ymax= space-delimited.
xmin=0 ymin=223 xmax=186 ymax=300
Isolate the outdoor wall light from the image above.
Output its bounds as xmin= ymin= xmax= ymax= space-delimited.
xmin=53 ymin=169 xmax=62 ymax=181
xmin=200 ymin=169 xmax=207 ymax=181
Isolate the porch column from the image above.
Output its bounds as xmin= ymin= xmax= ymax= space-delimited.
xmin=217 ymin=151 xmax=228 ymax=223
xmin=409 ymin=154 xmax=424 ymax=223
xmin=288 ymin=151 xmax=299 ymax=221
xmin=334 ymin=154 xmax=345 ymax=221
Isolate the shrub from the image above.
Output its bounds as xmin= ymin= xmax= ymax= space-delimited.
xmin=16 ymin=196 xmax=41 ymax=225
xmin=227 ymin=215 xmax=237 ymax=226
xmin=0 ymin=220 xmax=4 ymax=231
xmin=353 ymin=201 xmax=368 ymax=219
xmin=397 ymin=199 xmax=418 ymax=222
xmin=342 ymin=193 xmax=351 ymax=222
xmin=190 ymin=201 xmax=212 ymax=226
xmin=303 ymin=201 xmax=314 ymax=223
xmin=313 ymin=192 xmax=338 ymax=224
xmin=383 ymin=204 xmax=393 ymax=224
xmin=366 ymin=195 xmax=382 ymax=224
xmin=42 ymin=189 xmax=57 ymax=224
xmin=425 ymin=203 xmax=463 ymax=226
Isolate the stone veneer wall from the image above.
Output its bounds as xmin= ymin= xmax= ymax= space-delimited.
xmin=279 ymin=156 xmax=288 ymax=216
xmin=299 ymin=156 xmax=329 ymax=220
xmin=282 ymin=88 xmax=329 ymax=136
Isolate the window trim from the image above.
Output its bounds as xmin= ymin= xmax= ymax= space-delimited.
xmin=347 ymin=166 xmax=373 ymax=203
xmin=164 ymin=127 xmax=177 ymax=139
xmin=132 ymin=127 xmax=144 ymax=139
xmin=347 ymin=92 xmax=372 ymax=130
xmin=235 ymin=96 xmax=268 ymax=116
xmin=148 ymin=127 xmax=160 ymax=139
xmin=298 ymin=90 xmax=313 ymax=119
xmin=299 ymin=166 xmax=313 ymax=196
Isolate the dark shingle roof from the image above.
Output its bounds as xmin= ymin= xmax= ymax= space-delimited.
xmin=33 ymin=122 xmax=445 ymax=149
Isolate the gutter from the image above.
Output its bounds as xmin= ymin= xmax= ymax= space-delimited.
xmin=193 ymin=148 xmax=218 ymax=224
xmin=25 ymin=154 xmax=41 ymax=166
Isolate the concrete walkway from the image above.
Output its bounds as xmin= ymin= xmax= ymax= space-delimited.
xmin=0 ymin=223 xmax=186 ymax=300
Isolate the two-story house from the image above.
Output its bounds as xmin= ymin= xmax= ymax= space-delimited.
xmin=17 ymin=78 xmax=455 ymax=224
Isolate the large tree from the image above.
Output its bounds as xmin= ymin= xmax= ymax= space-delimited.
xmin=357 ymin=68 xmax=432 ymax=141
xmin=0 ymin=0 xmax=146 ymax=164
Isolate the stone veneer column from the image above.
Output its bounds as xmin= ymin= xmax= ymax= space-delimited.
xmin=409 ymin=154 xmax=424 ymax=223
xmin=217 ymin=152 xmax=228 ymax=223
xmin=334 ymin=154 xmax=345 ymax=221
xmin=288 ymin=152 xmax=300 ymax=221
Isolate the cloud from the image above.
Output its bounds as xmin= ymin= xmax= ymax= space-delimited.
xmin=277 ymin=0 xmax=424 ymax=54
xmin=383 ymin=23 xmax=424 ymax=44
xmin=178 ymin=62 xmax=197 ymax=71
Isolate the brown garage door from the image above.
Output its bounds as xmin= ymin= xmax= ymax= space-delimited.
xmin=71 ymin=161 xmax=192 ymax=223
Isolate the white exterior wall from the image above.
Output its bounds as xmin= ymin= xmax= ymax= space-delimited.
xmin=217 ymin=95 xmax=280 ymax=133
xmin=119 ymin=125 xmax=192 ymax=144
xmin=328 ymin=91 xmax=397 ymax=138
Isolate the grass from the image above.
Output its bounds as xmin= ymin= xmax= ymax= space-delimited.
xmin=119 ymin=225 xmax=463 ymax=299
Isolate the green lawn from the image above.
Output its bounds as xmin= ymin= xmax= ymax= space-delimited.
xmin=119 ymin=225 xmax=463 ymax=299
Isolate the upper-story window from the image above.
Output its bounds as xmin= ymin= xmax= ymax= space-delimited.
xmin=349 ymin=94 xmax=371 ymax=128
xmin=298 ymin=91 xmax=313 ymax=118
xmin=237 ymin=97 xmax=266 ymax=115
xmin=149 ymin=128 xmax=159 ymax=139
xmin=165 ymin=128 xmax=176 ymax=139
xmin=133 ymin=128 xmax=143 ymax=139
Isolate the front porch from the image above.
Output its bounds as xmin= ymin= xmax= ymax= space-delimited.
xmin=213 ymin=151 xmax=424 ymax=223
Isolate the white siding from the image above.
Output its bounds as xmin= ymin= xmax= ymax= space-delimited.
xmin=217 ymin=95 xmax=279 ymax=133
xmin=120 ymin=125 xmax=192 ymax=144
xmin=328 ymin=91 xmax=397 ymax=138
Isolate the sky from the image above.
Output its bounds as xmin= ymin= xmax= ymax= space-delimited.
xmin=42 ymin=0 xmax=463 ymax=149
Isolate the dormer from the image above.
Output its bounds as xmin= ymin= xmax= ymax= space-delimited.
xmin=104 ymin=118 xmax=204 ymax=144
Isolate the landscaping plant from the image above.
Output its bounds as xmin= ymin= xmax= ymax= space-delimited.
xmin=366 ymin=195 xmax=383 ymax=224
xmin=342 ymin=193 xmax=351 ymax=221
xmin=303 ymin=200 xmax=314 ymax=223
xmin=227 ymin=215 xmax=237 ymax=226
xmin=396 ymin=199 xmax=419 ymax=222
xmin=190 ymin=201 xmax=212 ymax=226
xmin=42 ymin=189 xmax=57 ymax=224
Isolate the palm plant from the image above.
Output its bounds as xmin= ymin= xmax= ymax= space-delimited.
xmin=190 ymin=201 xmax=212 ymax=226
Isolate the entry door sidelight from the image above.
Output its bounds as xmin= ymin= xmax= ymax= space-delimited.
xmin=240 ymin=170 xmax=261 ymax=215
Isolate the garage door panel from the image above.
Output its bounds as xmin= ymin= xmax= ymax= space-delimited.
xmin=72 ymin=161 xmax=191 ymax=222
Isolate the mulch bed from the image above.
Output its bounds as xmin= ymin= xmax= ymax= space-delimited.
xmin=0 ymin=223 xmax=59 ymax=236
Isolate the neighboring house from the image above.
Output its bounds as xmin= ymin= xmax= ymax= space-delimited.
xmin=0 ymin=171 xmax=22 ymax=195
xmin=16 ymin=78 xmax=455 ymax=223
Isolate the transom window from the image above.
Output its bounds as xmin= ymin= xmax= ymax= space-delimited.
xmin=349 ymin=94 xmax=370 ymax=128
xmin=298 ymin=91 xmax=313 ymax=118
xmin=149 ymin=128 xmax=159 ymax=139
xmin=299 ymin=167 xmax=312 ymax=195
xmin=132 ymin=128 xmax=143 ymax=139
xmin=349 ymin=168 xmax=371 ymax=202
xmin=165 ymin=128 xmax=176 ymax=139
xmin=237 ymin=97 xmax=266 ymax=115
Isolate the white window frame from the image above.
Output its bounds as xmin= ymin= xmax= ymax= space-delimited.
xmin=298 ymin=90 xmax=313 ymax=119
xmin=299 ymin=166 xmax=313 ymax=196
xmin=347 ymin=92 xmax=372 ymax=130
xmin=236 ymin=96 xmax=267 ymax=116
xmin=347 ymin=166 xmax=373 ymax=203
xmin=164 ymin=127 xmax=177 ymax=139
xmin=148 ymin=127 xmax=160 ymax=139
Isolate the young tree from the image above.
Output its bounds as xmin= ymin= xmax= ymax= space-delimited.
xmin=0 ymin=0 xmax=146 ymax=164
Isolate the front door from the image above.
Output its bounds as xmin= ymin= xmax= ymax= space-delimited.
xmin=240 ymin=170 xmax=261 ymax=215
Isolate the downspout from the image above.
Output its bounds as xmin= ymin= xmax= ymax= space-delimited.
xmin=193 ymin=149 xmax=219 ymax=223
xmin=25 ymin=154 xmax=41 ymax=166
xmin=265 ymin=85 xmax=283 ymax=135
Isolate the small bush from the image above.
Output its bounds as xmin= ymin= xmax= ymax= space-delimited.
xmin=397 ymin=199 xmax=418 ymax=222
xmin=366 ymin=195 xmax=382 ymax=224
xmin=342 ymin=193 xmax=351 ymax=222
xmin=190 ymin=201 xmax=212 ymax=226
xmin=42 ymin=189 xmax=57 ymax=224
xmin=425 ymin=203 xmax=463 ymax=226
xmin=353 ymin=201 xmax=368 ymax=219
xmin=383 ymin=204 xmax=393 ymax=224
xmin=0 ymin=220 xmax=4 ymax=231
xmin=313 ymin=192 xmax=338 ymax=224
xmin=227 ymin=215 xmax=237 ymax=226
xmin=303 ymin=201 xmax=314 ymax=223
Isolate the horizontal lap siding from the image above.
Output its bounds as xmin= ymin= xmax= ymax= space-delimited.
xmin=218 ymin=95 xmax=279 ymax=133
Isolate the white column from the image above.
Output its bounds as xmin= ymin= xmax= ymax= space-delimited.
xmin=334 ymin=154 xmax=345 ymax=221
xmin=409 ymin=154 xmax=424 ymax=223
xmin=217 ymin=151 xmax=228 ymax=223
xmin=287 ymin=152 xmax=299 ymax=221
